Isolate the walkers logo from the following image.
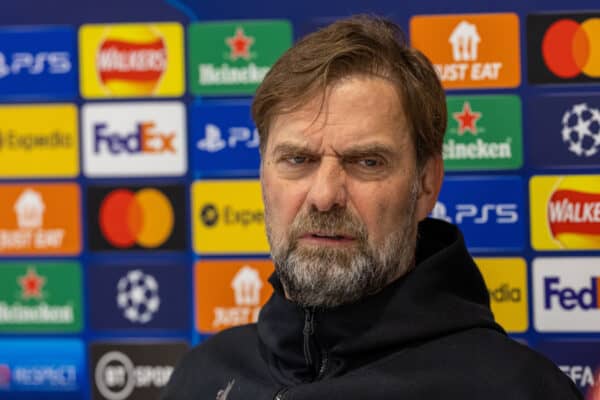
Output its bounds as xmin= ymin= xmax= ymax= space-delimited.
xmin=444 ymin=95 xmax=522 ymax=170
xmin=528 ymin=14 xmax=600 ymax=84
xmin=79 ymin=23 xmax=184 ymax=98
xmin=87 ymin=264 xmax=189 ymax=332
xmin=0 ymin=184 xmax=80 ymax=255
xmin=528 ymin=96 xmax=600 ymax=169
xmin=0 ymin=26 xmax=77 ymax=98
xmin=537 ymin=341 xmax=600 ymax=397
xmin=188 ymin=20 xmax=292 ymax=95
xmin=0 ymin=104 xmax=78 ymax=178
xmin=82 ymin=102 xmax=186 ymax=177
xmin=87 ymin=185 xmax=186 ymax=251
xmin=0 ymin=339 xmax=84 ymax=395
xmin=195 ymin=260 xmax=273 ymax=333
xmin=90 ymin=342 xmax=188 ymax=400
xmin=190 ymin=101 xmax=260 ymax=177
xmin=0 ymin=262 xmax=82 ymax=333
xmin=475 ymin=258 xmax=528 ymax=333
xmin=192 ymin=180 xmax=268 ymax=254
xmin=430 ymin=176 xmax=524 ymax=251
xmin=410 ymin=13 xmax=520 ymax=89
xmin=533 ymin=257 xmax=600 ymax=332
xmin=530 ymin=175 xmax=600 ymax=250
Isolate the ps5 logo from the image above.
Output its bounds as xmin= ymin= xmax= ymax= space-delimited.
xmin=432 ymin=201 xmax=519 ymax=224
xmin=0 ymin=51 xmax=71 ymax=78
xmin=197 ymin=124 xmax=259 ymax=153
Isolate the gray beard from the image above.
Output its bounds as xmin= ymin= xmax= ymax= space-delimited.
xmin=266 ymin=182 xmax=419 ymax=308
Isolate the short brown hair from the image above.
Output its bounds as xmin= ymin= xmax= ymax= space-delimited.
xmin=251 ymin=14 xmax=446 ymax=168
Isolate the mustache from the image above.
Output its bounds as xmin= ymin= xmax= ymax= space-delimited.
xmin=288 ymin=207 xmax=368 ymax=243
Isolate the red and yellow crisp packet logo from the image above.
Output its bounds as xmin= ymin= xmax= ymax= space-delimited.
xmin=79 ymin=23 xmax=184 ymax=98
xmin=531 ymin=175 xmax=600 ymax=249
xmin=195 ymin=260 xmax=273 ymax=334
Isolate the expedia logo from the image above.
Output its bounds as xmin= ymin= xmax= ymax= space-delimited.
xmin=94 ymin=121 xmax=175 ymax=154
xmin=489 ymin=283 xmax=522 ymax=303
xmin=200 ymin=204 xmax=219 ymax=227
xmin=88 ymin=185 xmax=186 ymax=251
xmin=544 ymin=276 xmax=600 ymax=310
xmin=97 ymin=26 xmax=166 ymax=95
xmin=199 ymin=204 xmax=263 ymax=228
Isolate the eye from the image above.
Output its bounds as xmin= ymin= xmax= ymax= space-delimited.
xmin=358 ymin=158 xmax=381 ymax=167
xmin=288 ymin=155 xmax=308 ymax=165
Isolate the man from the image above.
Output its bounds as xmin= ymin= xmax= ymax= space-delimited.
xmin=163 ymin=15 xmax=582 ymax=400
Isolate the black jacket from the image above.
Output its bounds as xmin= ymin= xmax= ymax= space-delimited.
xmin=162 ymin=219 xmax=582 ymax=399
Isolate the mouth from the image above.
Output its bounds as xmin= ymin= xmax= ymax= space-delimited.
xmin=299 ymin=232 xmax=357 ymax=246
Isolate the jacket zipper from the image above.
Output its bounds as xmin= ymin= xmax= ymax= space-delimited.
xmin=303 ymin=308 xmax=328 ymax=380
xmin=273 ymin=387 xmax=288 ymax=400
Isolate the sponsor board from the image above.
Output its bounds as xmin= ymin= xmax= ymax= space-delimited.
xmin=444 ymin=95 xmax=522 ymax=170
xmin=87 ymin=264 xmax=189 ymax=332
xmin=0 ymin=262 xmax=82 ymax=333
xmin=475 ymin=257 xmax=528 ymax=333
xmin=0 ymin=26 xmax=77 ymax=99
xmin=537 ymin=340 xmax=600 ymax=397
xmin=188 ymin=20 xmax=292 ymax=95
xmin=82 ymin=102 xmax=187 ymax=177
xmin=430 ymin=176 xmax=524 ymax=251
xmin=90 ymin=341 xmax=188 ymax=400
xmin=192 ymin=180 xmax=268 ymax=254
xmin=190 ymin=101 xmax=260 ymax=177
xmin=87 ymin=185 xmax=187 ymax=251
xmin=410 ymin=13 xmax=520 ymax=89
xmin=528 ymin=13 xmax=600 ymax=84
xmin=195 ymin=260 xmax=273 ymax=333
xmin=0 ymin=183 xmax=81 ymax=255
xmin=0 ymin=339 xmax=84 ymax=395
xmin=79 ymin=22 xmax=184 ymax=98
xmin=528 ymin=95 xmax=600 ymax=168
xmin=533 ymin=257 xmax=600 ymax=332
xmin=530 ymin=175 xmax=600 ymax=250
xmin=0 ymin=104 xmax=78 ymax=178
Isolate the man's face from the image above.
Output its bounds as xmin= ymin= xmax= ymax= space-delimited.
xmin=260 ymin=75 xmax=440 ymax=308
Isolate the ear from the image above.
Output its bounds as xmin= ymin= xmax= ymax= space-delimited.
xmin=415 ymin=154 xmax=444 ymax=222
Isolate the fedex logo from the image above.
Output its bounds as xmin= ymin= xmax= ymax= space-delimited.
xmin=544 ymin=276 xmax=600 ymax=310
xmin=94 ymin=122 xmax=175 ymax=155
xmin=533 ymin=257 xmax=600 ymax=332
xmin=82 ymin=102 xmax=186 ymax=177
xmin=0 ymin=52 xmax=71 ymax=78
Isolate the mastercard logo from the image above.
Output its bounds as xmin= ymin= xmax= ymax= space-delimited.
xmin=99 ymin=188 xmax=174 ymax=248
xmin=542 ymin=18 xmax=600 ymax=79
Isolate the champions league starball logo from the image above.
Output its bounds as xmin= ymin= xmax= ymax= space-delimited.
xmin=562 ymin=103 xmax=600 ymax=157
xmin=116 ymin=269 xmax=160 ymax=324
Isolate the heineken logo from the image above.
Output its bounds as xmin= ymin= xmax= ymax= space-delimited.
xmin=19 ymin=267 xmax=45 ymax=299
xmin=453 ymin=101 xmax=482 ymax=135
xmin=443 ymin=95 xmax=522 ymax=170
xmin=0 ymin=262 xmax=82 ymax=332
xmin=188 ymin=20 xmax=292 ymax=95
xmin=226 ymin=27 xmax=254 ymax=61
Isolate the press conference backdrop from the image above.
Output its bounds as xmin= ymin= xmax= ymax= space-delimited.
xmin=0 ymin=0 xmax=599 ymax=399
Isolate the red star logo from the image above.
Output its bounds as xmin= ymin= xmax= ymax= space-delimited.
xmin=452 ymin=101 xmax=482 ymax=135
xmin=18 ymin=267 xmax=45 ymax=299
xmin=226 ymin=27 xmax=254 ymax=60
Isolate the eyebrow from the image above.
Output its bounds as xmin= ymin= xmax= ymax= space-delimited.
xmin=270 ymin=142 xmax=399 ymax=160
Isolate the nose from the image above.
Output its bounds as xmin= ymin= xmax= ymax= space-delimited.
xmin=305 ymin=157 xmax=347 ymax=212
